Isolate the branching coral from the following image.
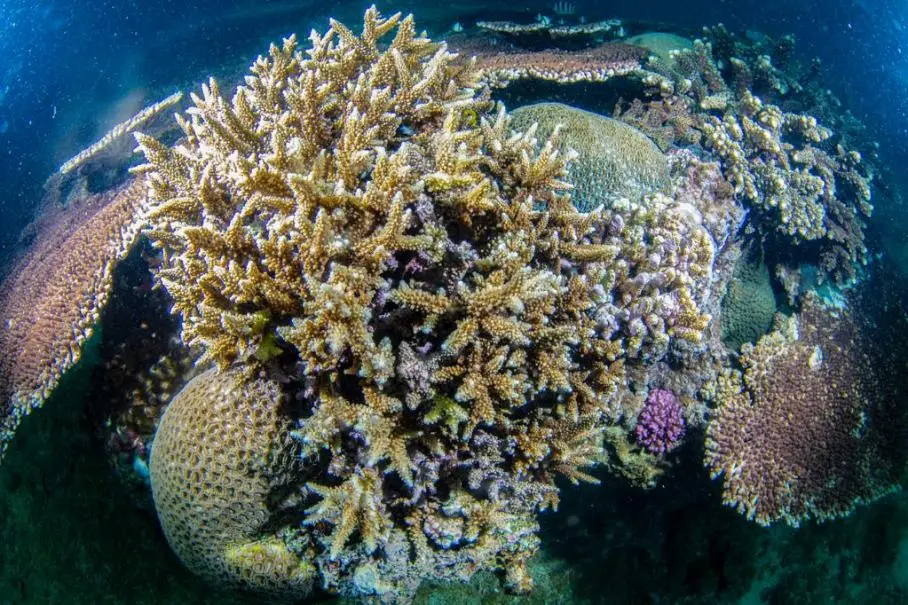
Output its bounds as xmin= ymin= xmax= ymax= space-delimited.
xmin=59 ymin=92 xmax=183 ymax=175
xmin=0 ymin=178 xmax=149 ymax=463
xmin=135 ymin=7 xmax=668 ymax=600
xmin=662 ymin=41 xmax=872 ymax=284
xmin=705 ymin=287 xmax=908 ymax=527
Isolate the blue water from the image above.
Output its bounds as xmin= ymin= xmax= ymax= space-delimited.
xmin=2 ymin=1 xmax=908 ymax=603
xmin=3 ymin=0 xmax=908 ymax=262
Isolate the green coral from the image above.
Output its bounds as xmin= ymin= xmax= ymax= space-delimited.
xmin=720 ymin=246 xmax=777 ymax=351
xmin=509 ymin=103 xmax=670 ymax=212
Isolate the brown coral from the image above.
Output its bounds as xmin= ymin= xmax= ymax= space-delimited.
xmin=450 ymin=38 xmax=649 ymax=88
xmin=705 ymin=287 xmax=908 ymax=526
xmin=134 ymin=7 xmax=720 ymax=600
xmin=148 ymin=367 xmax=314 ymax=598
xmin=0 ymin=178 xmax=149 ymax=462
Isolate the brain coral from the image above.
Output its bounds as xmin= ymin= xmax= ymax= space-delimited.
xmin=509 ymin=102 xmax=670 ymax=211
xmin=720 ymin=246 xmax=776 ymax=351
xmin=149 ymin=367 xmax=314 ymax=598
xmin=705 ymin=286 xmax=908 ymax=527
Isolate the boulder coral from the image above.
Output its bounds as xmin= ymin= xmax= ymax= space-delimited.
xmin=149 ymin=368 xmax=314 ymax=599
xmin=510 ymin=102 xmax=670 ymax=211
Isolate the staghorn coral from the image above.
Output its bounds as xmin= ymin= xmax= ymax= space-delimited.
xmin=148 ymin=367 xmax=315 ymax=599
xmin=134 ymin=7 xmax=648 ymax=600
xmin=705 ymin=286 xmax=908 ymax=527
xmin=612 ymin=94 xmax=701 ymax=151
xmin=59 ymin=91 xmax=184 ymax=175
xmin=0 ymin=178 xmax=150 ymax=463
xmin=509 ymin=102 xmax=670 ymax=211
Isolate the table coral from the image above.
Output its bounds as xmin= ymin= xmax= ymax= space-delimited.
xmin=705 ymin=288 xmax=908 ymax=527
xmin=451 ymin=40 xmax=649 ymax=89
xmin=0 ymin=178 xmax=149 ymax=463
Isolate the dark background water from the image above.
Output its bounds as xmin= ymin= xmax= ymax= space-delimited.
xmin=1 ymin=0 xmax=906 ymax=262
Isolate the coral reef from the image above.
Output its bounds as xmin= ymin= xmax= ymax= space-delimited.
xmin=634 ymin=388 xmax=685 ymax=456
xmin=0 ymin=178 xmax=149 ymax=463
xmin=705 ymin=286 xmax=908 ymax=527
xmin=509 ymin=102 xmax=669 ymax=211
xmin=149 ymin=367 xmax=314 ymax=599
xmin=133 ymin=7 xmax=719 ymax=600
xmin=135 ymin=7 xmax=618 ymax=600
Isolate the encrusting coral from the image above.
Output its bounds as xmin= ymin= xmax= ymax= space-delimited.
xmin=0 ymin=178 xmax=150 ymax=463
xmin=135 ymin=7 xmax=717 ymax=601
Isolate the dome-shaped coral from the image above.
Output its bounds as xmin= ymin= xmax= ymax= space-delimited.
xmin=149 ymin=367 xmax=313 ymax=599
xmin=509 ymin=102 xmax=670 ymax=211
xmin=720 ymin=245 xmax=776 ymax=351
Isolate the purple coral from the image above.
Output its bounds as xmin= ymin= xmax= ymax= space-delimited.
xmin=635 ymin=388 xmax=685 ymax=455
